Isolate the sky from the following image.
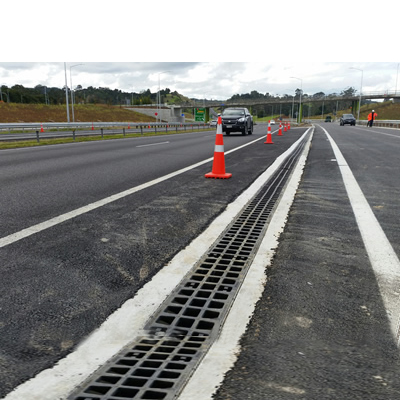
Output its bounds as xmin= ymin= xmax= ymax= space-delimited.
xmin=2 ymin=1 xmax=399 ymax=101
xmin=0 ymin=62 xmax=399 ymax=101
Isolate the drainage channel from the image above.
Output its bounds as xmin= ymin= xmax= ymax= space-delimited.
xmin=68 ymin=134 xmax=309 ymax=400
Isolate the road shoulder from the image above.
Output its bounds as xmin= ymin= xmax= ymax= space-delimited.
xmin=213 ymin=126 xmax=400 ymax=400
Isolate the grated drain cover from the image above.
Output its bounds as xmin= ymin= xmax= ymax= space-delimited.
xmin=68 ymin=135 xmax=308 ymax=399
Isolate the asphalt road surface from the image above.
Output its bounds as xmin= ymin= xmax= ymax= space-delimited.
xmin=213 ymin=123 xmax=400 ymax=400
xmin=0 ymin=123 xmax=302 ymax=397
xmin=1 ymin=122 xmax=400 ymax=399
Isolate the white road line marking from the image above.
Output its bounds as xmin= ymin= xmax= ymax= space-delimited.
xmin=180 ymin=128 xmax=314 ymax=400
xmin=0 ymin=133 xmax=266 ymax=249
xmin=370 ymin=131 xmax=400 ymax=138
xmin=321 ymin=125 xmax=400 ymax=346
xmin=2 ymin=129 xmax=313 ymax=400
xmin=136 ymin=141 xmax=169 ymax=147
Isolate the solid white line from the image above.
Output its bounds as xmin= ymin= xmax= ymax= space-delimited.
xmin=136 ymin=141 xmax=169 ymax=147
xmin=320 ymin=125 xmax=400 ymax=346
xmin=2 ymin=129 xmax=312 ymax=400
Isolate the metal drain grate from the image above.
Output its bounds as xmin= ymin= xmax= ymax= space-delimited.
xmin=69 ymin=135 xmax=308 ymax=400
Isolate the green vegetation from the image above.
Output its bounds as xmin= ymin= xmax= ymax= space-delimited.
xmin=0 ymin=103 xmax=157 ymax=123
xmin=0 ymin=84 xmax=191 ymax=107
xmin=314 ymin=101 xmax=400 ymax=120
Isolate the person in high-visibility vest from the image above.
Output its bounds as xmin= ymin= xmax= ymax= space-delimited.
xmin=367 ymin=110 xmax=378 ymax=127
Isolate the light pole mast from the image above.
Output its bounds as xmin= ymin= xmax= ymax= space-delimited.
xmin=157 ymin=71 xmax=170 ymax=123
xmin=70 ymin=63 xmax=84 ymax=122
xmin=290 ymin=77 xmax=303 ymax=123
xmin=64 ymin=62 xmax=70 ymax=123
xmin=350 ymin=67 xmax=363 ymax=122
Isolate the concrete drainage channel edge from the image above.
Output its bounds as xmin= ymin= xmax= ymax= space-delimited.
xmin=68 ymin=133 xmax=310 ymax=400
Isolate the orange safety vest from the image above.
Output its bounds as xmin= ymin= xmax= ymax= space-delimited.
xmin=368 ymin=112 xmax=377 ymax=121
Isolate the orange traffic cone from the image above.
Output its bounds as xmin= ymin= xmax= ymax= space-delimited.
xmin=128 ymin=124 xmax=131 ymax=129
xmin=91 ymin=122 xmax=94 ymax=131
xmin=40 ymin=124 xmax=44 ymax=133
xmin=264 ymin=121 xmax=273 ymax=144
xmin=284 ymin=123 xmax=287 ymax=132
xmin=288 ymin=121 xmax=291 ymax=130
xmin=205 ymin=116 xmax=232 ymax=179
xmin=278 ymin=123 xmax=283 ymax=136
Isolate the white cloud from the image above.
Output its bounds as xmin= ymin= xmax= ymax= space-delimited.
xmin=1 ymin=62 xmax=399 ymax=100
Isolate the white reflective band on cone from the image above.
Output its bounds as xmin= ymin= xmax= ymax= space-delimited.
xmin=214 ymin=145 xmax=225 ymax=152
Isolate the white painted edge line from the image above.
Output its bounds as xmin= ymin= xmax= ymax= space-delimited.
xmin=179 ymin=127 xmax=314 ymax=400
xmin=0 ymin=131 xmax=270 ymax=249
xmin=320 ymin=125 xmax=400 ymax=346
xmin=2 ymin=128 xmax=311 ymax=400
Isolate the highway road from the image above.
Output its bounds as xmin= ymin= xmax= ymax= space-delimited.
xmin=1 ymin=122 xmax=400 ymax=399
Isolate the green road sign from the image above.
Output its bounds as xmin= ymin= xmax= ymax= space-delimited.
xmin=195 ymin=107 xmax=205 ymax=122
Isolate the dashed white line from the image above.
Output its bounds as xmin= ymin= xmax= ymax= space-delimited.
xmin=136 ymin=141 xmax=169 ymax=147
xmin=0 ymin=130 xmax=272 ymax=249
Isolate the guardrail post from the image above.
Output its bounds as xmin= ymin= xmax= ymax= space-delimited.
xmin=140 ymin=125 xmax=143 ymax=135
xmin=123 ymin=128 xmax=125 ymax=136
xmin=36 ymin=130 xmax=40 ymax=143
xmin=73 ymin=130 xmax=76 ymax=141
xmin=101 ymin=128 xmax=104 ymax=138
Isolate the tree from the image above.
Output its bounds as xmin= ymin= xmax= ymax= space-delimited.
xmin=295 ymin=88 xmax=303 ymax=98
xmin=341 ymin=86 xmax=357 ymax=97
xmin=313 ymin=92 xmax=325 ymax=99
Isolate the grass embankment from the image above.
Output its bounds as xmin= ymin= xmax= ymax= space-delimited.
xmin=316 ymin=101 xmax=400 ymax=120
xmin=0 ymin=103 xmax=203 ymax=149
xmin=0 ymin=103 xmax=155 ymax=123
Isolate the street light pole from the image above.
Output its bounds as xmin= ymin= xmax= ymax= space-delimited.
xmin=64 ymin=62 xmax=70 ymax=123
xmin=290 ymin=77 xmax=303 ymax=123
xmin=70 ymin=63 xmax=84 ymax=123
xmin=157 ymin=71 xmax=170 ymax=123
xmin=349 ymin=67 xmax=363 ymax=122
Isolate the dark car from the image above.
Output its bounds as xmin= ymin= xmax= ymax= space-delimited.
xmin=325 ymin=116 xmax=332 ymax=122
xmin=340 ymin=114 xmax=356 ymax=126
xmin=221 ymin=107 xmax=253 ymax=135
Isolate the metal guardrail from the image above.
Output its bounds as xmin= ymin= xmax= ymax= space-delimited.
xmin=307 ymin=119 xmax=400 ymax=129
xmin=0 ymin=121 xmax=209 ymax=132
xmin=0 ymin=122 xmax=214 ymax=143
xmin=357 ymin=120 xmax=400 ymax=128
